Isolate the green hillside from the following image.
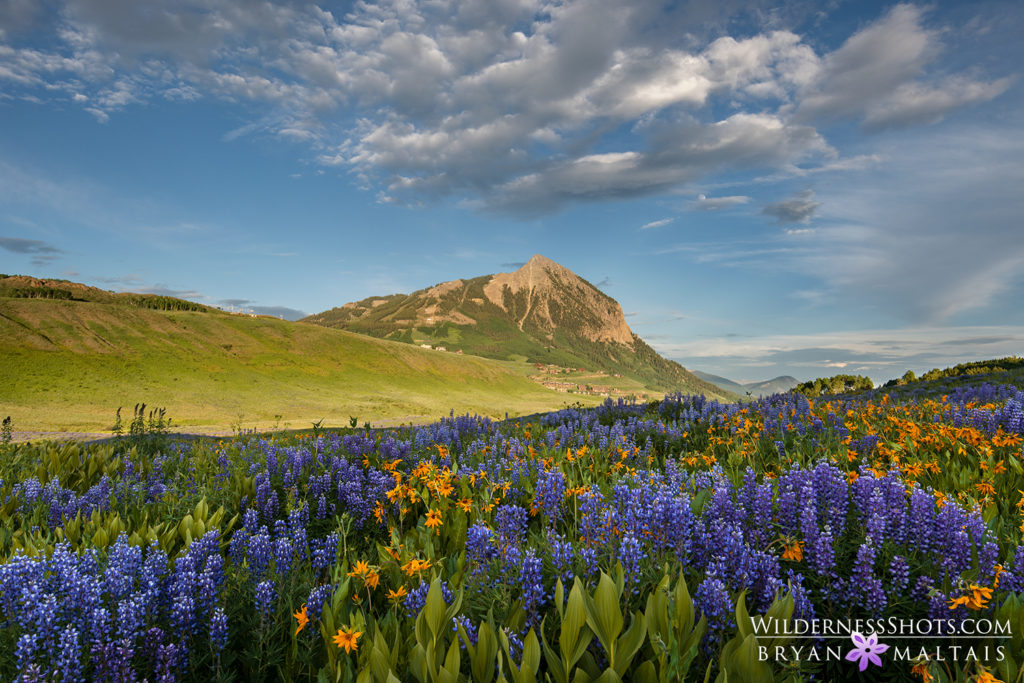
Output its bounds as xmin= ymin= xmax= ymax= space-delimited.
xmin=796 ymin=358 xmax=1024 ymax=401
xmin=0 ymin=290 xmax=602 ymax=433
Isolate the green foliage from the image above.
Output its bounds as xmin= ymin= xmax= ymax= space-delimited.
xmin=1 ymin=286 xmax=76 ymax=300
xmin=580 ymin=569 xmax=647 ymax=679
xmin=795 ymin=374 xmax=874 ymax=397
xmin=408 ymin=578 xmax=465 ymax=683
xmin=542 ymin=579 xmax=594 ymax=683
xmin=124 ymin=294 xmax=209 ymax=312
xmin=644 ymin=571 xmax=706 ymax=682
xmin=919 ymin=357 xmax=1024 ymax=384
xmin=715 ymin=591 xmax=795 ymax=683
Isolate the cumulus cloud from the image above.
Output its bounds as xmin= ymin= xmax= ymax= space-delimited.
xmin=689 ymin=194 xmax=750 ymax=210
xmin=0 ymin=236 xmax=63 ymax=266
xmin=862 ymin=76 xmax=1016 ymax=131
xmin=794 ymin=4 xmax=1011 ymax=130
xmin=762 ymin=189 xmax=819 ymax=223
xmin=0 ymin=1 xmax=1012 ymax=213
xmin=483 ymin=113 xmax=829 ymax=215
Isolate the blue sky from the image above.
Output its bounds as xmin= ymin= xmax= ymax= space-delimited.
xmin=1 ymin=0 xmax=1022 ymax=384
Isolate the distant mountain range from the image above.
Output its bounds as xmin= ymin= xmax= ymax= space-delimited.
xmin=692 ymin=370 xmax=799 ymax=397
xmin=304 ymin=254 xmax=734 ymax=399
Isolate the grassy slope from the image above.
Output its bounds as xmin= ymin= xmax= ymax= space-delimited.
xmin=864 ymin=366 xmax=1024 ymax=401
xmin=0 ymin=298 xmax=603 ymax=432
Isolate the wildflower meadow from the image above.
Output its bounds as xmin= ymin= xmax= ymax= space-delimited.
xmin=2 ymin=383 xmax=1024 ymax=682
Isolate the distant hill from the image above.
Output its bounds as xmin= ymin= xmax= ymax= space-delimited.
xmin=692 ymin=371 xmax=747 ymax=395
xmin=882 ymin=356 xmax=1024 ymax=388
xmin=791 ymin=358 xmax=1024 ymax=401
xmin=304 ymin=255 xmax=734 ymax=400
xmin=693 ymin=370 xmax=799 ymax=397
xmin=745 ymin=376 xmax=800 ymax=396
xmin=864 ymin=357 xmax=1024 ymax=401
xmin=0 ymin=275 xmax=600 ymax=432
xmin=0 ymin=275 xmax=213 ymax=312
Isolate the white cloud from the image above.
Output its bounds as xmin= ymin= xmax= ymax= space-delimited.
xmin=794 ymin=4 xmax=1011 ymax=130
xmin=862 ymin=76 xmax=1016 ymax=131
xmin=689 ymin=194 xmax=750 ymax=210
xmin=0 ymin=1 xmax=1013 ymax=214
xmin=482 ymin=113 xmax=829 ymax=214
xmin=640 ymin=218 xmax=674 ymax=229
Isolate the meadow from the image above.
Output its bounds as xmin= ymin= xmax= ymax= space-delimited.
xmin=2 ymin=380 xmax=1024 ymax=682
xmin=0 ymin=297 xmax=604 ymax=433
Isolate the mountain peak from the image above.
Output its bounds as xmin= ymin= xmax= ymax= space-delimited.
xmin=482 ymin=254 xmax=631 ymax=344
xmin=509 ymin=254 xmax=573 ymax=280
xmin=522 ymin=254 xmax=560 ymax=270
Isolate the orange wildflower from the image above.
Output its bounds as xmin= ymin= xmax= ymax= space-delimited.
xmin=425 ymin=509 xmax=443 ymax=530
xmin=402 ymin=558 xmax=431 ymax=576
xmin=781 ymin=540 xmax=804 ymax=562
xmin=386 ymin=586 xmax=408 ymax=601
xmin=969 ymin=584 xmax=993 ymax=608
xmin=385 ymin=483 xmax=403 ymax=503
xmin=948 ymin=584 xmax=993 ymax=611
xmin=911 ymin=662 xmax=933 ymax=682
xmin=975 ymin=482 xmax=997 ymax=497
xmin=348 ymin=560 xmax=372 ymax=579
xmin=293 ymin=604 xmax=309 ymax=635
xmin=457 ymin=498 xmax=473 ymax=513
xmin=333 ymin=627 xmax=362 ymax=654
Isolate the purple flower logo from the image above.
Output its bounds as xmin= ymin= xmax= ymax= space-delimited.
xmin=846 ymin=632 xmax=889 ymax=671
